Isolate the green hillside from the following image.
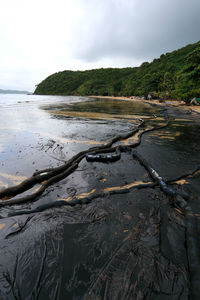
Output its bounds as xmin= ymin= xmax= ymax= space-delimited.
xmin=34 ymin=41 xmax=200 ymax=101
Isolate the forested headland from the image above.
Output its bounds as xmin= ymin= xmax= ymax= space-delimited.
xmin=34 ymin=41 xmax=200 ymax=101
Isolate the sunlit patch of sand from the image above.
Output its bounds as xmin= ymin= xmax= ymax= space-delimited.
xmin=59 ymin=181 xmax=152 ymax=202
xmin=175 ymin=208 xmax=184 ymax=215
xmin=32 ymin=185 xmax=41 ymax=193
xmin=190 ymin=106 xmax=200 ymax=113
xmin=155 ymin=117 xmax=165 ymax=121
xmin=173 ymin=118 xmax=192 ymax=122
xmin=100 ymin=178 xmax=107 ymax=183
xmin=49 ymin=110 xmax=150 ymax=121
xmin=154 ymin=122 xmax=167 ymax=127
xmin=181 ymin=105 xmax=200 ymax=114
xmin=0 ymin=172 xmax=27 ymax=185
xmin=173 ymin=179 xmax=188 ymax=185
xmin=121 ymin=132 xmax=141 ymax=145
xmin=104 ymin=181 xmax=152 ymax=192
xmin=172 ymin=169 xmax=200 ymax=185
xmin=0 ymin=224 xmax=6 ymax=230
xmin=60 ymin=189 xmax=96 ymax=202
xmin=171 ymin=124 xmax=186 ymax=127
xmin=149 ymin=130 xmax=181 ymax=141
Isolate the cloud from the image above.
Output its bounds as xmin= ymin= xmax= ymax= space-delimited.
xmin=0 ymin=0 xmax=200 ymax=91
xmin=72 ymin=0 xmax=200 ymax=62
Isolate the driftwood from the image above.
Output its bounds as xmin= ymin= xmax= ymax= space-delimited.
xmin=0 ymin=118 xmax=170 ymax=207
xmin=7 ymin=139 xmax=200 ymax=298
xmin=2 ymin=108 xmax=200 ymax=298
xmin=0 ymin=122 xmax=144 ymax=205
xmin=1 ymin=111 xmax=199 ymax=214
xmin=132 ymin=150 xmax=189 ymax=202
xmin=8 ymin=181 xmax=156 ymax=217
xmin=86 ymin=146 xmax=121 ymax=162
xmin=2 ymin=113 xmax=198 ymax=210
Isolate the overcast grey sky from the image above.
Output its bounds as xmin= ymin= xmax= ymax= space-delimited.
xmin=0 ymin=0 xmax=200 ymax=92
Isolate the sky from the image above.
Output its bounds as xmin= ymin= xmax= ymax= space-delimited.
xmin=0 ymin=0 xmax=200 ymax=92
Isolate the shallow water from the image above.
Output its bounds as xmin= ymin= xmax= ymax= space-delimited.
xmin=0 ymin=94 xmax=161 ymax=188
xmin=0 ymin=94 xmax=200 ymax=299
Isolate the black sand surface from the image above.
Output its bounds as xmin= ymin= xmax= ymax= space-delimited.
xmin=0 ymin=96 xmax=199 ymax=299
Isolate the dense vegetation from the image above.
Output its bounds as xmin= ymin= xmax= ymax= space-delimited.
xmin=34 ymin=41 xmax=200 ymax=101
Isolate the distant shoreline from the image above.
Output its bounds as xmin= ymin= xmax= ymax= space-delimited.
xmin=0 ymin=89 xmax=30 ymax=95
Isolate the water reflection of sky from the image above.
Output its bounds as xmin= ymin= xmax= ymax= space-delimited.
xmin=0 ymin=95 xmax=146 ymax=187
xmin=0 ymin=94 xmax=199 ymax=189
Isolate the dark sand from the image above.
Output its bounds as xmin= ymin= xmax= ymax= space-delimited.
xmin=0 ymin=96 xmax=199 ymax=299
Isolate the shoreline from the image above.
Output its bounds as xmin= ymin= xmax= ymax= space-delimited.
xmin=88 ymin=95 xmax=200 ymax=114
xmin=0 ymin=94 xmax=200 ymax=298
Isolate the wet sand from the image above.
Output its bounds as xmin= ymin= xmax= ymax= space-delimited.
xmin=89 ymin=94 xmax=200 ymax=114
xmin=0 ymin=95 xmax=199 ymax=299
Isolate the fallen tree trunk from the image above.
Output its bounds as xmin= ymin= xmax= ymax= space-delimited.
xmin=0 ymin=117 xmax=169 ymax=206
xmin=0 ymin=122 xmax=144 ymax=202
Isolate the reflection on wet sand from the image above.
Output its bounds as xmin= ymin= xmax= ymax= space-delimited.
xmin=174 ymin=179 xmax=188 ymax=185
xmin=0 ymin=172 xmax=27 ymax=188
xmin=0 ymin=223 xmax=6 ymax=230
xmin=0 ymin=172 xmax=27 ymax=183
xmin=49 ymin=110 xmax=151 ymax=121
xmin=0 ymin=180 xmax=8 ymax=189
xmin=0 ymin=95 xmax=200 ymax=299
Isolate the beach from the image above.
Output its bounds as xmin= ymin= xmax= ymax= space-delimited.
xmin=89 ymin=94 xmax=200 ymax=114
xmin=0 ymin=94 xmax=199 ymax=299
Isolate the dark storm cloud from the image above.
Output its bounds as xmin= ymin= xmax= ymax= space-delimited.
xmin=1 ymin=0 xmax=200 ymax=90
xmin=73 ymin=0 xmax=200 ymax=63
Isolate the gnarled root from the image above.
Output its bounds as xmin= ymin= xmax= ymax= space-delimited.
xmin=0 ymin=121 xmax=144 ymax=205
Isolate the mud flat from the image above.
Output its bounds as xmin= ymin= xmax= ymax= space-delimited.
xmin=89 ymin=94 xmax=200 ymax=114
xmin=0 ymin=95 xmax=200 ymax=299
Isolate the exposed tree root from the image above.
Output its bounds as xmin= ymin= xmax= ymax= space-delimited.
xmin=0 ymin=163 xmax=78 ymax=206
xmin=3 ymin=112 xmax=199 ymax=210
xmin=8 ymin=181 xmax=156 ymax=217
xmin=1 ymin=108 xmax=200 ymax=298
xmin=7 ymin=164 xmax=200 ymax=217
xmin=132 ymin=150 xmax=189 ymax=203
xmin=0 ymin=122 xmax=143 ymax=204
xmin=1 ymin=119 xmax=170 ymax=207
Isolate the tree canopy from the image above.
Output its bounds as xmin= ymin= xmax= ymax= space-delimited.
xmin=34 ymin=41 xmax=200 ymax=101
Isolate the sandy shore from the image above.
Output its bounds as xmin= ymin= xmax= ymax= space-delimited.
xmin=0 ymin=94 xmax=200 ymax=298
xmin=89 ymin=95 xmax=200 ymax=114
